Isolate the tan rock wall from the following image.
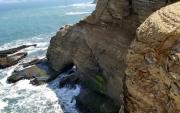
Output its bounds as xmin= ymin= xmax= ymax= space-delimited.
xmin=47 ymin=0 xmax=179 ymax=112
xmin=126 ymin=2 xmax=180 ymax=113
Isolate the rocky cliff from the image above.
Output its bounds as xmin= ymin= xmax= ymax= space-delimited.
xmin=47 ymin=0 xmax=179 ymax=113
xmin=126 ymin=2 xmax=180 ymax=113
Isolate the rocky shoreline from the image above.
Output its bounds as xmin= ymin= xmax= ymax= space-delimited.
xmin=2 ymin=0 xmax=180 ymax=113
xmin=47 ymin=0 xmax=180 ymax=113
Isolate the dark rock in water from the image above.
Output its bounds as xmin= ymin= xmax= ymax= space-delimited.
xmin=7 ymin=59 xmax=58 ymax=85
xmin=0 ymin=44 xmax=37 ymax=69
xmin=76 ymin=89 xmax=120 ymax=113
xmin=30 ymin=75 xmax=50 ymax=85
xmin=0 ymin=52 xmax=27 ymax=69
xmin=92 ymin=0 xmax=97 ymax=4
xmin=22 ymin=58 xmax=47 ymax=68
xmin=0 ymin=44 xmax=36 ymax=56
xmin=7 ymin=65 xmax=48 ymax=84
xmin=59 ymin=72 xmax=79 ymax=88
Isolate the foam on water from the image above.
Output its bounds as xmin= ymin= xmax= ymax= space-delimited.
xmin=0 ymin=100 xmax=8 ymax=110
xmin=0 ymin=34 xmax=81 ymax=113
xmin=66 ymin=11 xmax=92 ymax=15
xmin=0 ymin=0 xmax=95 ymax=112
xmin=70 ymin=2 xmax=95 ymax=7
xmin=56 ymin=2 xmax=95 ymax=8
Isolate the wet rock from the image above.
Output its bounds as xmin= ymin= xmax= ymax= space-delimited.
xmin=7 ymin=65 xmax=48 ymax=84
xmin=22 ymin=58 xmax=47 ymax=68
xmin=59 ymin=72 xmax=79 ymax=88
xmin=7 ymin=59 xmax=58 ymax=85
xmin=0 ymin=44 xmax=36 ymax=56
xmin=0 ymin=52 xmax=27 ymax=69
xmin=0 ymin=44 xmax=37 ymax=69
xmin=76 ymin=89 xmax=119 ymax=113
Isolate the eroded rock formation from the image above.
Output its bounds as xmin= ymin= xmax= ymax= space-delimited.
xmin=125 ymin=2 xmax=180 ymax=113
xmin=47 ymin=0 xmax=179 ymax=113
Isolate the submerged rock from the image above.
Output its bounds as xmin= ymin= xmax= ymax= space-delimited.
xmin=7 ymin=59 xmax=58 ymax=85
xmin=0 ymin=52 xmax=27 ymax=69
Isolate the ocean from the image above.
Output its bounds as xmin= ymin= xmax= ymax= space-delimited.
xmin=0 ymin=0 xmax=95 ymax=113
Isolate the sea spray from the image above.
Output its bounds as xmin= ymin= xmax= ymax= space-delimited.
xmin=0 ymin=0 xmax=95 ymax=112
xmin=0 ymin=35 xmax=81 ymax=113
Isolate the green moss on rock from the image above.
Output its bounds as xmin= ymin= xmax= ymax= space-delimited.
xmin=83 ymin=75 xmax=106 ymax=94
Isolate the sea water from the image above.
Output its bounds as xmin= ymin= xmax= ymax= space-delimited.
xmin=0 ymin=0 xmax=95 ymax=113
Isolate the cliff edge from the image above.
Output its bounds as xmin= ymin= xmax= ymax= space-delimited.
xmin=47 ymin=0 xmax=179 ymax=113
xmin=126 ymin=2 xmax=180 ymax=113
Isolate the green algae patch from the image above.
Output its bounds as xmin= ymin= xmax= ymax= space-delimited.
xmin=83 ymin=74 xmax=106 ymax=94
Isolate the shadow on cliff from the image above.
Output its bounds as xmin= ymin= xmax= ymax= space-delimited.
xmin=46 ymin=65 xmax=93 ymax=113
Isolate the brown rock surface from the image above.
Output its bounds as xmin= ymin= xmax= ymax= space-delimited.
xmin=7 ymin=59 xmax=58 ymax=85
xmin=0 ymin=44 xmax=37 ymax=69
xmin=47 ymin=0 xmax=179 ymax=113
xmin=0 ymin=52 xmax=27 ymax=69
xmin=126 ymin=2 xmax=180 ymax=113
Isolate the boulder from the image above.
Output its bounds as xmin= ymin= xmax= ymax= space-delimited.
xmin=7 ymin=59 xmax=58 ymax=85
xmin=0 ymin=52 xmax=27 ymax=69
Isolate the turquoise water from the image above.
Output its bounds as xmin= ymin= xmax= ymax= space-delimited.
xmin=0 ymin=1 xmax=95 ymax=113
xmin=0 ymin=0 xmax=94 ymax=45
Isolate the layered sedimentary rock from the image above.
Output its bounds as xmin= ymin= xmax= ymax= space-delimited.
xmin=125 ymin=2 xmax=180 ymax=113
xmin=47 ymin=0 xmax=179 ymax=113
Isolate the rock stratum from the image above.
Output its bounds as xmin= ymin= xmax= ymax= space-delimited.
xmin=47 ymin=0 xmax=180 ymax=113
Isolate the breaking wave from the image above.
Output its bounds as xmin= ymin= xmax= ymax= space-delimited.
xmin=66 ymin=11 xmax=92 ymax=15
xmin=0 ymin=34 xmax=81 ymax=113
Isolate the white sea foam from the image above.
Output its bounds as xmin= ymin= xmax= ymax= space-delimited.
xmin=0 ymin=100 xmax=8 ymax=110
xmin=0 ymin=0 xmax=42 ymax=4
xmin=0 ymin=33 xmax=52 ymax=64
xmin=70 ymin=2 xmax=95 ymax=7
xmin=66 ymin=11 xmax=92 ymax=15
xmin=0 ymin=34 xmax=81 ymax=113
xmin=56 ymin=2 xmax=96 ymax=8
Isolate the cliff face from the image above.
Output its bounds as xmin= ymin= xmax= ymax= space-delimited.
xmin=47 ymin=0 xmax=179 ymax=113
xmin=126 ymin=2 xmax=180 ymax=113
